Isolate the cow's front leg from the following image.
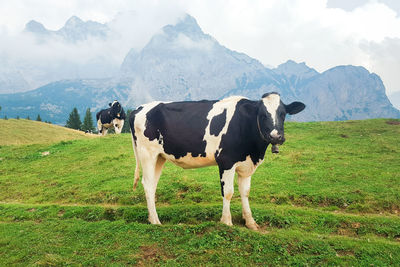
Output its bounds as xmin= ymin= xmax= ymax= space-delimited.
xmin=219 ymin=167 xmax=235 ymax=226
xmin=238 ymin=176 xmax=259 ymax=230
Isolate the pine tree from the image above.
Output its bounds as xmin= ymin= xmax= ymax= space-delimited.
xmin=121 ymin=109 xmax=132 ymax=133
xmin=82 ymin=108 xmax=95 ymax=132
xmin=66 ymin=108 xmax=82 ymax=130
xmin=36 ymin=114 xmax=42 ymax=121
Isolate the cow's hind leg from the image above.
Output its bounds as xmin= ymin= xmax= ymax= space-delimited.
xmin=219 ymin=166 xmax=236 ymax=226
xmin=97 ymin=120 xmax=102 ymax=135
xmin=141 ymin=154 xmax=165 ymax=224
xmin=238 ymin=175 xmax=259 ymax=230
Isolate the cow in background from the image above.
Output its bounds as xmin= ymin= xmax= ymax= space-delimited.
xmin=96 ymin=100 xmax=126 ymax=135
xmin=129 ymin=92 xmax=305 ymax=230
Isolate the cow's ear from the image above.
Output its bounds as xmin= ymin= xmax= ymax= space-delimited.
xmin=109 ymin=103 xmax=112 ymax=107
xmin=285 ymin=102 xmax=305 ymax=115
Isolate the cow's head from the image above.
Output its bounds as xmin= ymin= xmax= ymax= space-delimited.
xmin=109 ymin=100 xmax=123 ymax=118
xmin=257 ymin=92 xmax=305 ymax=145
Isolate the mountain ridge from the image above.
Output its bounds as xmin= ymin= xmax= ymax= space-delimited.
xmin=24 ymin=16 xmax=110 ymax=42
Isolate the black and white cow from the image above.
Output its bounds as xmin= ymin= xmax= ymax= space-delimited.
xmin=96 ymin=100 xmax=126 ymax=135
xmin=129 ymin=93 xmax=305 ymax=230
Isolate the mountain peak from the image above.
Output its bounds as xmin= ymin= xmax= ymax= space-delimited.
xmin=64 ymin=16 xmax=84 ymax=27
xmin=163 ymin=14 xmax=204 ymax=38
xmin=274 ymin=60 xmax=319 ymax=78
xmin=25 ymin=20 xmax=48 ymax=34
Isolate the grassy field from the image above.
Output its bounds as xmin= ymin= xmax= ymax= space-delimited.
xmin=0 ymin=118 xmax=399 ymax=265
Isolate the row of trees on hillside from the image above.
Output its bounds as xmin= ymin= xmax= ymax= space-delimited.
xmin=65 ymin=107 xmax=132 ymax=133
xmin=66 ymin=108 xmax=95 ymax=132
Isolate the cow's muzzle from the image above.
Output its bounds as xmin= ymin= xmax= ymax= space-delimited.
xmin=269 ymin=134 xmax=285 ymax=145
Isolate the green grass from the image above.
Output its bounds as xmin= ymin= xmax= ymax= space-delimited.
xmin=0 ymin=118 xmax=399 ymax=265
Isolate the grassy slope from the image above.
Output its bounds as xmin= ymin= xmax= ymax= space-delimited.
xmin=0 ymin=119 xmax=96 ymax=145
xmin=0 ymin=119 xmax=399 ymax=265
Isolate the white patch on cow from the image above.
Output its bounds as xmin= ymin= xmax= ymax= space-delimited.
xmin=102 ymin=123 xmax=113 ymax=128
xmin=236 ymin=155 xmax=263 ymax=179
xmin=165 ymin=152 xmax=216 ymax=169
xmin=270 ymin=129 xmax=279 ymax=138
xmin=262 ymin=93 xmax=280 ymax=126
xmin=203 ymin=96 xmax=246 ymax=157
xmin=111 ymin=100 xmax=118 ymax=106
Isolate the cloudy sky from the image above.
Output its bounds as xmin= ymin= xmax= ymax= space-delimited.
xmin=0 ymin=0 xmax=399 ymax=102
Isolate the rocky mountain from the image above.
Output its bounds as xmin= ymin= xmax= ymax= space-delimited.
xmin=0 ymin=14 xmax=399 ymax=124
xmin=120 ymin=15 xmax=399 ymax=121
xmin=120 ymin=15 xmax=272 ymax=105
xmin=291 ymin=65 xmax=400 ymax=121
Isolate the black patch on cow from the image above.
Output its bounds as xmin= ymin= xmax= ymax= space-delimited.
xmin=216 ymin=99 xmax=269 ymax=173
xmin=144 ymin=101 xmax=216 ymax=159
xmin=129 ymin=106 xmax=143 ymax=142
xmin=210 ymin=109 xmax=226 ymax=136
xmin=219 ymin=167 xmax=226 ymax=197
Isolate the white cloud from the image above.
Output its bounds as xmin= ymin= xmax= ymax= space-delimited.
xmin=174 ymin=34 xmax=213 ymax=51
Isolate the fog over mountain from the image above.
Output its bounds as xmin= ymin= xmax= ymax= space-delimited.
xmin=25 ymin=16 xmax=110 ymax=42
xmin=0 ymin=14 xmax=399 ymax=124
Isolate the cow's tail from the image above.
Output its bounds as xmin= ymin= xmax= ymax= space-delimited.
xmin=131 ymin=135 xmax=141 ymax=191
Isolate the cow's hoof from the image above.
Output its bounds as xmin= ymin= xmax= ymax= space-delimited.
xmin=148 ymin=218 xmax=161 ymax=225
xmin=220 ymin=218 xmax=233 ymax=226
xmin=246 ymin=222 xmax=260 ymax=231
xmin=221 ymin=221 xmax=233 ymax=226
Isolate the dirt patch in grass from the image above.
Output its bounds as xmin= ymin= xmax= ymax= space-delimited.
xmin=57 ymin=210 xmax=65 ymax=217
xmin=336 ymin=250 xmax=355 ymax=257
xmin=386 ymin=120 xmax=400 ymax=125
xmin=137 ymin=244 xmax=172 ymax=266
